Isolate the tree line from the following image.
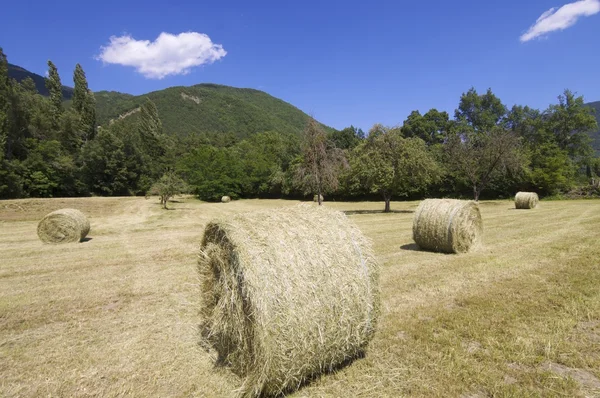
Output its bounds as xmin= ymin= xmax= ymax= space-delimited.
xmin=1 ymin=48 xmax=598 ymax=209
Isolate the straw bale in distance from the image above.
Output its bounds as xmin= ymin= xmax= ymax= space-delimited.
xmin=313 ymin=194 xmax=324 ymax=202
xmin=515 ymin=192 xmax=539 ymax=209
xmin=37 ymin=208 xmax=90 ymax=244
xmin=221 ymin=196 xmax=231 ymax=203
xmin=198 ymin=204 xmax=380 ymax=397
xmin=413 ymin=199 xmax=482 ymax=253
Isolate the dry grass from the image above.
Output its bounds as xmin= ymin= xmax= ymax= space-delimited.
xmin=199 ymin=204 xmax=379 ymax=397
xmin=1 ymin=197 xmax=599 ymax=397
xmin=515 ymin=192 xmax=539 ymax=209
xmin=412 ymin=199 xmax=483 ymax=253
xmin=37 ymin=208 xmax=90 ymax=244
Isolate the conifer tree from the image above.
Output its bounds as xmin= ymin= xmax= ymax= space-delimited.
xmin=45 ymin=60 xmax=63 ymax=131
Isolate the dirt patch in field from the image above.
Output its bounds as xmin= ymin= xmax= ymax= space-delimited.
xmin=577 ymin=320 xmax=600 ymax=342
xmin=542 ymin=362 xmax=600 ymax=390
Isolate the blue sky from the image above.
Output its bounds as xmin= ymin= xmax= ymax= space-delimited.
xmin=1 ymin=0 xmax=599 ymax=131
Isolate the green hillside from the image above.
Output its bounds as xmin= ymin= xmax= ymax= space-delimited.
xmin=7 ymin=63 xmax=73 ymax=99
xmin=95 ymin=84 xmax=333 ymax=138
xmin=586 ymin=101 xmax=600 ymax=154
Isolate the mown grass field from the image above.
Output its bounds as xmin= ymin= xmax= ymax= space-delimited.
xmin=1 ymin=197 xmax=599 ymax=397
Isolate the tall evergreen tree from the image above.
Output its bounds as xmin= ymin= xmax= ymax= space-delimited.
xmin=72 ymin=64 xmax=96 ymax=141
xmin=72 ymin=64 xmax=88 ymax=113
xmin=45 ymin=60 xmax=63 ymax=131
xmin=139 ymin=97 xmax=162 ymax=139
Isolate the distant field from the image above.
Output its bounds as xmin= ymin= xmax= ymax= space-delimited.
xmin=1 ymin=197 xmax=599 ymax=397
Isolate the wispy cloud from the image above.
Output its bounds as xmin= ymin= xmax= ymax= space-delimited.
xmin=520 ymin=0 xmax=600 ymax=42
xmin=96 ymin=32 xmax=227 ymax=79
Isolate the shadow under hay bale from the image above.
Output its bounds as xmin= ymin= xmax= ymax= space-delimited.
xmin=412 ymin=199 xmax=482 ymax=254
xmin=198 ymin=204 xmax=380 ymax=397
xmin=37 ymin=208 xmax=90 ymax=244
xmin=514 ymin=192 xmax=539 ymax=209
xmin=221 ymin=196 xmax=231 ymax=203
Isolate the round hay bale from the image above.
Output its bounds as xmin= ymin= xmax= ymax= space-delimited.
xmin=313 ymin=194 xmax=324 ymax=202
xmin=37 ymin=208 xmax=90 ymax=244
xmin=221 ymin=196 xmax=231 ymax=203
xmin=198 ymin=204 xmax=380 ymax=397
xmin=412 ymin=199 xmax=482 ymax=254
xmin=514 ymin=192 xmax=539 ymax=209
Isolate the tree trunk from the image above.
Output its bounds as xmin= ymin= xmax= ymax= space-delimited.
xmin=383 ymin=193 xmax=391 ymax=213
xmin=473 ymin=185 xmax=480 ymax=201
xmin=318 ymin=191 xmax=322 ymax=206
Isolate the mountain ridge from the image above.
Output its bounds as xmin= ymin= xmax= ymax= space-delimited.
xmin=7 ymin=63 xmax=73 ymax=99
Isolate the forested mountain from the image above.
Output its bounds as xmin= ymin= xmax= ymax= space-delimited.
xmin=2 ymin=54 xmax=599 ymax=202
xmin=8 ymin=63 xmax=73 ymax=99
xmin=95 ymin=84 xmax=334 ymax=139
xmin=586 ymin=101 xmax=600 ymax=154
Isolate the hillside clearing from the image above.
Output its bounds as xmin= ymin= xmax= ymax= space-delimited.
xmin=1 ymin=197 xmax=599 ymax=397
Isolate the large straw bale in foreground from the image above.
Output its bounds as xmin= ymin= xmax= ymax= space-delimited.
xmin=37 ymin=208 xmax=90 ymax=244
xmin=221 ymin=196 xmax=231 ymax=203
xmin=198 ymin=204 xmax=380 ymax=397
xmin=413 ymin=199 xmax=482 ymax=253
xmin=515 ymin=192 xmax=539 ymax=209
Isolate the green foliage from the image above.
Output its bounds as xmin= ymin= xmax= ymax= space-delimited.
xmin=402 ymin=109 xmax=451 ymax=145
xmin=545 ymin=90 xmax=597 ymax=162
xmin=328 ymin=125 xmax=364 ymax=150
xmin=82 ymin=128 xmax=130 ymax=196
xmin=148 ymin=171 xmax=188 ymax=209
xmin=7 ymin=62 xmax=73 ymax=98
xmin=94 ymin=84 xmax=335 ymax=139
xmin=233 ymin=131 xmax=300 ymax=197
xmin=72 ymin=64 xmax=96 ymax=142
xmin=455 ymin=88 xmax=507 ymax=132
xmin=45 ymin=61 xmax=63 ymax=132
xmin=178 ymin=145 xmax=244 ymax=201
xmin=350 ymin=126 xmax=441 ymax=211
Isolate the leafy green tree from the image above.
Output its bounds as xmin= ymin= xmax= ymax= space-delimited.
xmin=294 ymin=118 xmax=347 ymax=205
xmin=350 ymin=125 xmax=441 ymax=212
xmin=178 ymin=145 xmax=244 ymax=201
xmin=402 ymin=109 xmax=451 ymax=145
xmin=328 ymin=125 xmax=364 ymax=150
xmin=82 ymin=128 xmax=129 ymax=195
xmin=234 ymin=131 xmax=300 ymax=197
xmin=45 ymin=61 xmax=63 ymax=131
xmin=148 ymin=171 xmax=188 ymax=209
xmin=544 ymin=90 xmax=597 ymax=163
xmin=455 ymin=88 xmax=507 ymax=132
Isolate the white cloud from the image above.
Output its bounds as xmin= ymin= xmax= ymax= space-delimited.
xmin=96 ymin=32 xmax=227 ymax=79
xmin=520 ymin=0 xmax=600 ymax=42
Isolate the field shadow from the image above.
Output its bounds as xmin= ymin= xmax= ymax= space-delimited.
xmin=344 ymin=210 xmax=414 ymax=215
xmin=400 ymin=243 xmax=420 ymax=251
xmin=81 ymin=237 xmax=93 ymax=243
xmin=197 ymin=326 xmax=367 ymax=396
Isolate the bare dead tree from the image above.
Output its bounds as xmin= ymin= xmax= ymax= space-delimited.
xmin=295 ymin=118 xmax=347 ymax=205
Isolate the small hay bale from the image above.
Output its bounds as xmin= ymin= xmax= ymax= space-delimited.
xmin=313 ymin=194 xmax=324 ymax=202
xmin=221 ymin=196 xmax=231 ymax=203
xmin=514 ymin=192 xmax=539 ymax=209
xmin=412 ymin=199 xmax=482 ymax=254
xmin=37 ymin=208 xmax=90 ymax=244
xmin=198 ymin=204 xmax=380 ymax=397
